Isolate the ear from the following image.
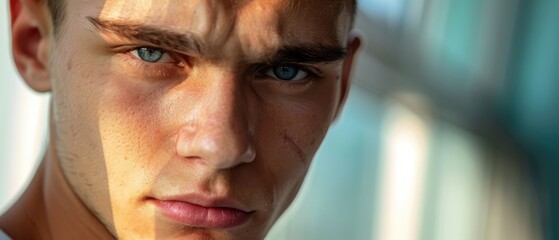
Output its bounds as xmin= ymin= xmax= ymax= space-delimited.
xmin=332 ymin=33 xmax=362 ymax=122
xmin=11 ymin=0 xmax=53 ymax=92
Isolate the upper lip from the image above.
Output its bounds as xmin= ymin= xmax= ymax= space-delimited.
xmin=148 ymin=193 xmax=252 ymax=212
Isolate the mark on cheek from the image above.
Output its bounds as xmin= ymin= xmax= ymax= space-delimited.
xmin=282 ymin=132 xmax=305 ymax=162
xmin=67 ymin=61 xmax=73 ymax=71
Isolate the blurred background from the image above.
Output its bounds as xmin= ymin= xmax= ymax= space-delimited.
xmin=1 ymin=0 xmax=558 ymax=239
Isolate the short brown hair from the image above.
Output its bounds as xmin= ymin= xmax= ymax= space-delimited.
xmin=44 ymin=0 xmax=65 ymax=33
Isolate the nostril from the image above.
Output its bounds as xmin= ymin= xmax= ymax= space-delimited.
xmin=240 ymin=143 xmax=256 ymax=163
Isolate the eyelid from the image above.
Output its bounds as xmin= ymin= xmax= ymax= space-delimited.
xmin=256 ymin=63 xmax=321 ymax=79
xmin=118 ymin=46 xmax=190 ymax=80
xmin=266 ymin=65 xmax=308 ymax=81
xmin=129 ymin=47 xmax=175 ymax=63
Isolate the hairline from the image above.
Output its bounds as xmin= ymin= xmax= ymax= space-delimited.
xmin=46 ymin=0 xmax=357 ymax=35
xmin=44 ymin=0 xmax=66 ymax=35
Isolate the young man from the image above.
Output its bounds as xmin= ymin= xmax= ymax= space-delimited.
xmin=1 ymin=0 xmax=360 ymax=239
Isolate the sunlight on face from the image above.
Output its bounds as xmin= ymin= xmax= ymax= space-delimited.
xmin=50 ymin=0 xmax=355 ymax=239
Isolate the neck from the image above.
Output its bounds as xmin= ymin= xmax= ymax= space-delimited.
xmin=0 ymin=142 xmax=114 ymax=239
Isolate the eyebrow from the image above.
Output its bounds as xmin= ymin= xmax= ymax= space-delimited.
xmin=268 ymin=45 xmax=348 ymax=64
xmin=87 ymin=17 xmax=203 ymax=54
xmin=87 ymin=17 xmax=348 ymax=64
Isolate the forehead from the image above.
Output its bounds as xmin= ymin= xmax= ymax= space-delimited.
xmin=66 ymin=0 xmax=352 ymax=56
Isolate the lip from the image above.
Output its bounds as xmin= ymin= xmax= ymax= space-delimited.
xmin=150 ymin=195 xmax=252 ymax=229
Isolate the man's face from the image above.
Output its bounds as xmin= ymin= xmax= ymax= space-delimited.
xmin=48 ymin=0 xmax=356 ymax=238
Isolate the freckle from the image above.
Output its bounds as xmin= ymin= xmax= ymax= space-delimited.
xmin=67 ymin=61 xmax=73 ymax=71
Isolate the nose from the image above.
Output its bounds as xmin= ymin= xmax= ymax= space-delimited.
xmin=175 ymin=71 xmax=255 ymax=170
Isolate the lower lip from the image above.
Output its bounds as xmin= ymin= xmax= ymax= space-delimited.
xmin=153 ymin=200 xmax=250 ymax=229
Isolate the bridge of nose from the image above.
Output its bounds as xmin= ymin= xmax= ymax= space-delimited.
xmin=174 ymin=69 xmax=255 ymax=170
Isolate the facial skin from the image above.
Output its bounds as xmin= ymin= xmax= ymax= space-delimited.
xmin=3 ymin=0 xmax=360 ymax=239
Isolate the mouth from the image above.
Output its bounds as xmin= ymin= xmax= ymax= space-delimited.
xmin=148 ymin=195 xmax=253 ymax=229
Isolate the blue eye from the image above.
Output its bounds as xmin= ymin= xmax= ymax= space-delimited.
xmin=134 ymin=47 xmax=166 ymax=62
xmin=274 ymin=65 xmax=298 ymax=80
xmin=266 ymin=64 xmax=308 ymax=81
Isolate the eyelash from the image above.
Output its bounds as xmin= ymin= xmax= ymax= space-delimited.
xmin=121 ymin=46 xmax=188 ymax=79
xmin=255 ymin=64 xmax=321 ymax=82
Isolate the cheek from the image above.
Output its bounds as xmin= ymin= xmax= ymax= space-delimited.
xmin=252 ymin=79 xmax=339 ymax=206
xmin=52 ymin=47 xmax=169 ymax=198
xmin=96 ymin=77 xmax=173 ymax=186
xmin=50 ymin=52 xmax=105 ymax=169
xmin=48 ymin=50 xmax=126 ymax=226
xmin=258 ymin=101 xmax=331 ymax=187
xmin=92 ymin=73 xmax=180 ymax=235
xmin=257 ymin=82 xmax=338 ymax=163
